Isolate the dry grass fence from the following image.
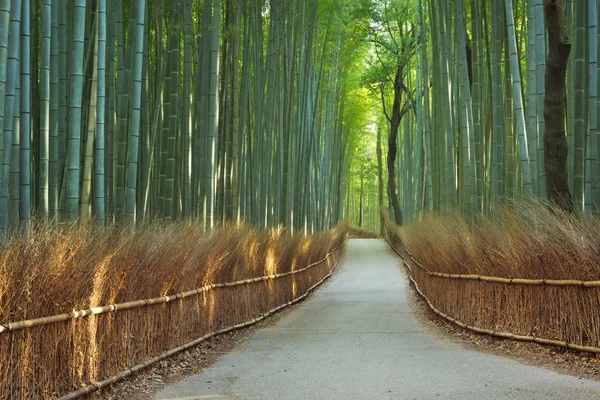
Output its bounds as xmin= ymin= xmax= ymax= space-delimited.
xmin=346 ymin=225 xmax=379 ymax=239
xmin=0 ymin=221 xmax=346 ymax=399
xmin=384 ymin=204 xmax=600 ymax=355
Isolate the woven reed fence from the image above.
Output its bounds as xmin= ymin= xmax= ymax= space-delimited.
xmin=0 ymin=238 xmax=344 ymax=400
xmin=384 ymin=227 xmax=600 ymax=354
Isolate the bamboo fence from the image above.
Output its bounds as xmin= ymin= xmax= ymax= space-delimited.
xmin=0 ymin=242 xmax=343 ymax=400
xmin=384 ymin=226 xmax=600 ymax=354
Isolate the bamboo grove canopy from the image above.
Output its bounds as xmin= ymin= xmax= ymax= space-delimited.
xmin=366 ymin=0 xmax=599 ymax=226
xmin=0 ymin=0 xmax=374 ymax=238
xmin=1 ymin=0 xmax=599 ymax=236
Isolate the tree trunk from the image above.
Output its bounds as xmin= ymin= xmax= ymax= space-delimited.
xmin=388 ymin=65 xmax=404 ymax=226
xmin=358 ymin=170 xmax=364 ymax=228
xmin=20 ymin=0 xmax=31 ymax=227
xmin=39 ymin=0 xmax=51 ymax=217
xmin=125 ymin=0 xmax=145 ymax=223
xmin=376 ymin=122 xmax=384 ymax=234
xmin=572 ymin=0 xmax=586 ymax=210
xmin=66 ymin=0 xmax=86 ymax=221
xmin=535 ymin=0 xmax=547 ymax=197
xmin=95 ymin=0 xmax=106 ymax=225
xmin=505 ymin=0 xmax=533 ymax=198
xmin=544 ymin=0 xmax=573 ymax=212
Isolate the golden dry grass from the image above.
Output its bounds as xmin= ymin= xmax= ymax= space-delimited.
xmin=397 ymin=203 xmax=600 ymax=280
xmin=0 ymin=221 xmax=346 ymax=399
xmin=347 ymin=225 xmax=379 ymax=239
xmin=386 ymin=203 xmax=600 ymax=355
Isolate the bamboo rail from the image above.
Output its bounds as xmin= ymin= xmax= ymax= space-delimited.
xmin=385 ymin=226 xmax=600 ymax=287
xmin=383 ymin=228 xmax=600 ymax=354
xmin=405 ymin=248 xmax=600 ymax=286
xmin=58 ymin=256 xmax=341 ymax=400
xmin=0 ymin=244 xmax=342 ymax=334
xmin=406 ymin=268 xmax=600 ymax=354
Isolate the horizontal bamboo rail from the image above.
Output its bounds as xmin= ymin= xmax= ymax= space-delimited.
xmin=385 ymin=229 xmax=406 ymax=263
xmin=383 ymin=228 xmax=600 ymax=354
xmin=386 ymin=226 xmax=600 ymax=287
xmin=406 ymin=268 xmax=600 ymax=354
xmin=0 ymin=245 xmax=341 ymax=334
xmin=58 ymin=256 xmax=341 ymax=400
xmin=405 ymin=248 xmax=600 ymax=286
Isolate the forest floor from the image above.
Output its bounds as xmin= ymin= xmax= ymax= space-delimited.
xmin=91 ymin=239 xmax=600 ymax=399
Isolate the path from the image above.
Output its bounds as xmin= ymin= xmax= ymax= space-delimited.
xmin=153 ymin=239 xmax=600 ymax=399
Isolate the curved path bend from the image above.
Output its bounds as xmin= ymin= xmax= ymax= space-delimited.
xmin=154 ymin=239 xmax=600 ymax=400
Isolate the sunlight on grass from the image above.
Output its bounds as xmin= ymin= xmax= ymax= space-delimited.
xmin=0 ymin=221 xmax=347 ymax=399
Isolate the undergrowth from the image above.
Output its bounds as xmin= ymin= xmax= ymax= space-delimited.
xmin=386 ymin=204 xmax=600 ymax=356
xmin=395 ymin=202 xmax=600 ymax=280
xmin=0 ymin=221 xmax=346 ymax=324
xmin=347 ymin=225 xmax=379 ymax=239
xmin=0 ymin=221 xmax=346 ymax=399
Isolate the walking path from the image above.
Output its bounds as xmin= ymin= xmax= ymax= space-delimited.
xmin=153 ymin=239 xmax=600 ymax=399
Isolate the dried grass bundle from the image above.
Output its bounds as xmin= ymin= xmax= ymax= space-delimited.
xmin=385 ymin=203 xmax=600 ymax=354
xmin=347 ymin=225 xmax=379 ymax=239
xmin=0 ymin=221 xmax=346 ymax=399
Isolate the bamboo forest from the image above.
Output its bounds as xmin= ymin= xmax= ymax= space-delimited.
xmin=7 ymin=0 xmax=600 ymax=399
xmin=0 ymin=0 xmax=596 ymax=234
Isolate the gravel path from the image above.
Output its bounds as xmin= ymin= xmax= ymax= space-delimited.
xmin=153 ymin=239 xmax=600 ymax=400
